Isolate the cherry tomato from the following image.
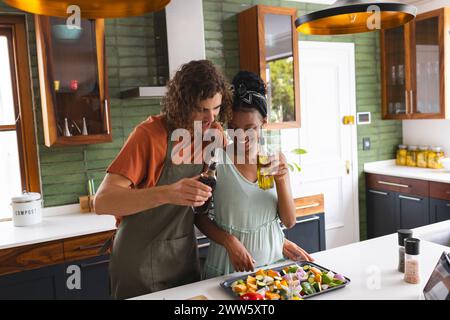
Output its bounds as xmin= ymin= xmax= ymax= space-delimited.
xmin=240 ymin=292 xmax=265 ymax=300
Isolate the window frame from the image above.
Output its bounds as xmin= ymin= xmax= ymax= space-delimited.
xmin=0 ymin=15 xmax=40 ymax=220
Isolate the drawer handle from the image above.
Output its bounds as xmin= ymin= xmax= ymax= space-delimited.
xmin=378 ymin=181 xmax=409 ymax=188
xmin=76 ymin=243 xmax=105 ymax=251
xmin=296 ymin=202 xmax=320 ymax=210
xmin=368 ymin=190 xmax=388 ymax=196
xmin=297 ymin=216 xmax=320 ymax=224
xmin=398 ymin=195 xmax=422 ymax=202
xmin=198 ymin=243 xmax=210 ymax=249
xmin=79 ymin=259 xmax=110 ymax=268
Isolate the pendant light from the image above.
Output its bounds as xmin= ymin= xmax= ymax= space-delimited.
xmin=295 ymin=0 xmax=417 ymax=35
xmin=3 ymin=0 xmax=170 ymax=19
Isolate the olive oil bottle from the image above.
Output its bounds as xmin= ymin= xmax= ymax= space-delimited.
xmin=257 ymin=136 xmax=274 ymax=190
xmin=193 ymin=160 xmax=217 ymax=214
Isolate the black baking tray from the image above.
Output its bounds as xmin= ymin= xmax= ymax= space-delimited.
xmin=220 ymin=261 xmax=351 ymax=300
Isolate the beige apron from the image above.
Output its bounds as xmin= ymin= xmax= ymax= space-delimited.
xmin=109 ymin=136 xmax=203 ymax=299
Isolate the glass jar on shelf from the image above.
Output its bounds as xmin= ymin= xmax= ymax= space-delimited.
xmin=396 ymin=144 xmax=407 ymax=166
xmin=417 ymin=146 xmax=429 ymax=168
xmin=406 ymin=146 xmax=418 ymax=167
xmin=428 ymin=146 xmax=444 ymax=169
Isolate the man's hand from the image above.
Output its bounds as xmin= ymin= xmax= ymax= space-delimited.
xmin=283 ymin=239 xmax=314 ymax=262
xmin=224 ymin=234 xmax=255 ymax=272
xmin=163 ymin=176 xmax=212 ymax=207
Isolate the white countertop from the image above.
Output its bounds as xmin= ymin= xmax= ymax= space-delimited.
xmin=0 ymin=204 xmax=116 ymax=250
xmin=133 ymin=220 xmax=450 ymax=300
xmin=364 ymin=160 xmax=450 ymax=183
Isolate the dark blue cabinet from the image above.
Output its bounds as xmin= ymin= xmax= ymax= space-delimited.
xmin=0 ymin=256 xmax=111 ymax=300
xmin=366 ymin=173 xmax=449 ymax=239
xmin=0 ymin=264 xmax=66 ymax=300
xmin=367 ymin=189 xmax=397 ymax=238
xmin=283 ymin=213 xmax=326 ymax=253
xmin=397 ymin=194 xmax=430 ymax=230
xmin=430 ymin=198 xmax=450 ymax=223
xmin=367 ymin=188 xmax=431 ymax=238
xmin=64 ymin=255 xmax=111 ymax=300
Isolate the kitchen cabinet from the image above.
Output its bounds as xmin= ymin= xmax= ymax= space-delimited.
xmin=430 ymin=198 xmax=450 ymax=223
xmin=0 ymin=264 xmax=66 ymax=300
xmin=283 ymin=213 xmax=325 ymax=254
xmin=238 ymin=5 xmax=300 ymax=128
xmin=381 ymin=7 xmax=450 ymax=119
xmin=367 ymin=189 xmax=397 ymax=238
xmin=283 ymin=194 xmax=326 ymax=253
xmin=366 ymin=173 xmax=450 ymax=238
xmin=35 ymin=15 xmax=111 ymax=147
xmin=430 ymin=180 xmax=450 ymax=223
xmin=0 ymin=231 xmax=114 ymax=300
xmin=64 ymin=255 xmax=111 ymax=300
xmin=397 ymin=194 xmax=430 ymax=230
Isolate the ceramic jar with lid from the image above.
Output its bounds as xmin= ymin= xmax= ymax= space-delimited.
xmin=11 ymin=192 xmax=43 ymax=227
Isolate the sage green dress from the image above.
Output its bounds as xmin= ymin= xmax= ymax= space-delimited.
xmin=203 ymin=148 xmax=286 ymax=278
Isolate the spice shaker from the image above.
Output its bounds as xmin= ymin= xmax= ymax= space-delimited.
xmin=397 ymin=229 xmax=413 ymax=273
xmin=404 ymin=238 xmax=420 ymax=284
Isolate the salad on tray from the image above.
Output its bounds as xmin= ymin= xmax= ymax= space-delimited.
xmin=229 ymin=263 xmax=348 ymax=300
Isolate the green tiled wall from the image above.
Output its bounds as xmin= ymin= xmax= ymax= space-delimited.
xmin=0 ymin=0 xmax=402 ymax=239
xmin=203 ymin=0 xmax=403 ymax=240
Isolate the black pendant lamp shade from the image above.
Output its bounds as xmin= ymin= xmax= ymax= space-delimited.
xmin=295 ymin=0 xmax=417 ymax=35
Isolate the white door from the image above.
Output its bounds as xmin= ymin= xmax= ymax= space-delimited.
xmin=281 ymin=41 xmax=360 ymax=249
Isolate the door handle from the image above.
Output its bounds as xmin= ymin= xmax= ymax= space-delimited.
xmin=297 ymin=216 xmax=320 ymax=224
xmin=79 ymin=259 xmax=110 ymax=268
xmin=378 ymin=181 xmax=409 ymax=188
xmin=198 ymin=242 xmax=210 ymax=249
xmin=296 ymin=203 xmax=320 ymax=210
xmin=368 ymin=190 xmax=388 ymax=196
xmin=345 ymin=160 xmax=351 ymax=175
xmin=76 ymin=243 xmax=105 ymax=251
xmin=398 ymin=195 xmax=422 ymax=202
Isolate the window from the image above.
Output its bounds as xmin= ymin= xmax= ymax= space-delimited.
xmin=0 ymin=16 xmax=40 ymax=221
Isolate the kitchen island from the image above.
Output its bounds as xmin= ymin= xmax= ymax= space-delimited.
xmin=133 ymin=220 xmax=450 ymax=300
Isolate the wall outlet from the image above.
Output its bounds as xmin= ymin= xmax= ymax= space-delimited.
xmin=363 ymin=137 xmax=371 ymax=150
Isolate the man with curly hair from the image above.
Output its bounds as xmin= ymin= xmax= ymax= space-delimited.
xmin=94 ymin=60 xmax=232 ymax=299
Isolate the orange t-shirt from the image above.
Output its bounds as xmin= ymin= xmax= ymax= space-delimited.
xmin=107 ymin=114 xmax=168 ymax=189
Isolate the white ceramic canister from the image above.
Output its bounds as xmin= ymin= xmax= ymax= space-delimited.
xmin=11 ymin=192 xmax=43 ymax=227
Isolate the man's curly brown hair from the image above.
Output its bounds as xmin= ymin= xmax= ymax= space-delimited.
xmin=161 ymin=60 xmax=232 ymax=132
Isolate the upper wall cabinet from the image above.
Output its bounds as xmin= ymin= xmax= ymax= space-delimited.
xmin=238 ymin=5 xmax=300 ymax=129
xmin=35 ymin=16 xmax=111 ymax=147
xmin=381 ymin=7 xmax=450 ymax=120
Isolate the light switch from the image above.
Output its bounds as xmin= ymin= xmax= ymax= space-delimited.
xmin=363 ymin=137 xmax=371 ymax=150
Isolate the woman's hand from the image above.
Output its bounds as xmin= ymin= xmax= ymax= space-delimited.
xmin=283 ymin=239 xmax=314 ymax=262
xmin=224 ymin=234 xmax=256 ymax=272
xmin=162 ymin=175 xmax=212 ymax=207
xmin=261 ymin=152 xmax=289 ymax=183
